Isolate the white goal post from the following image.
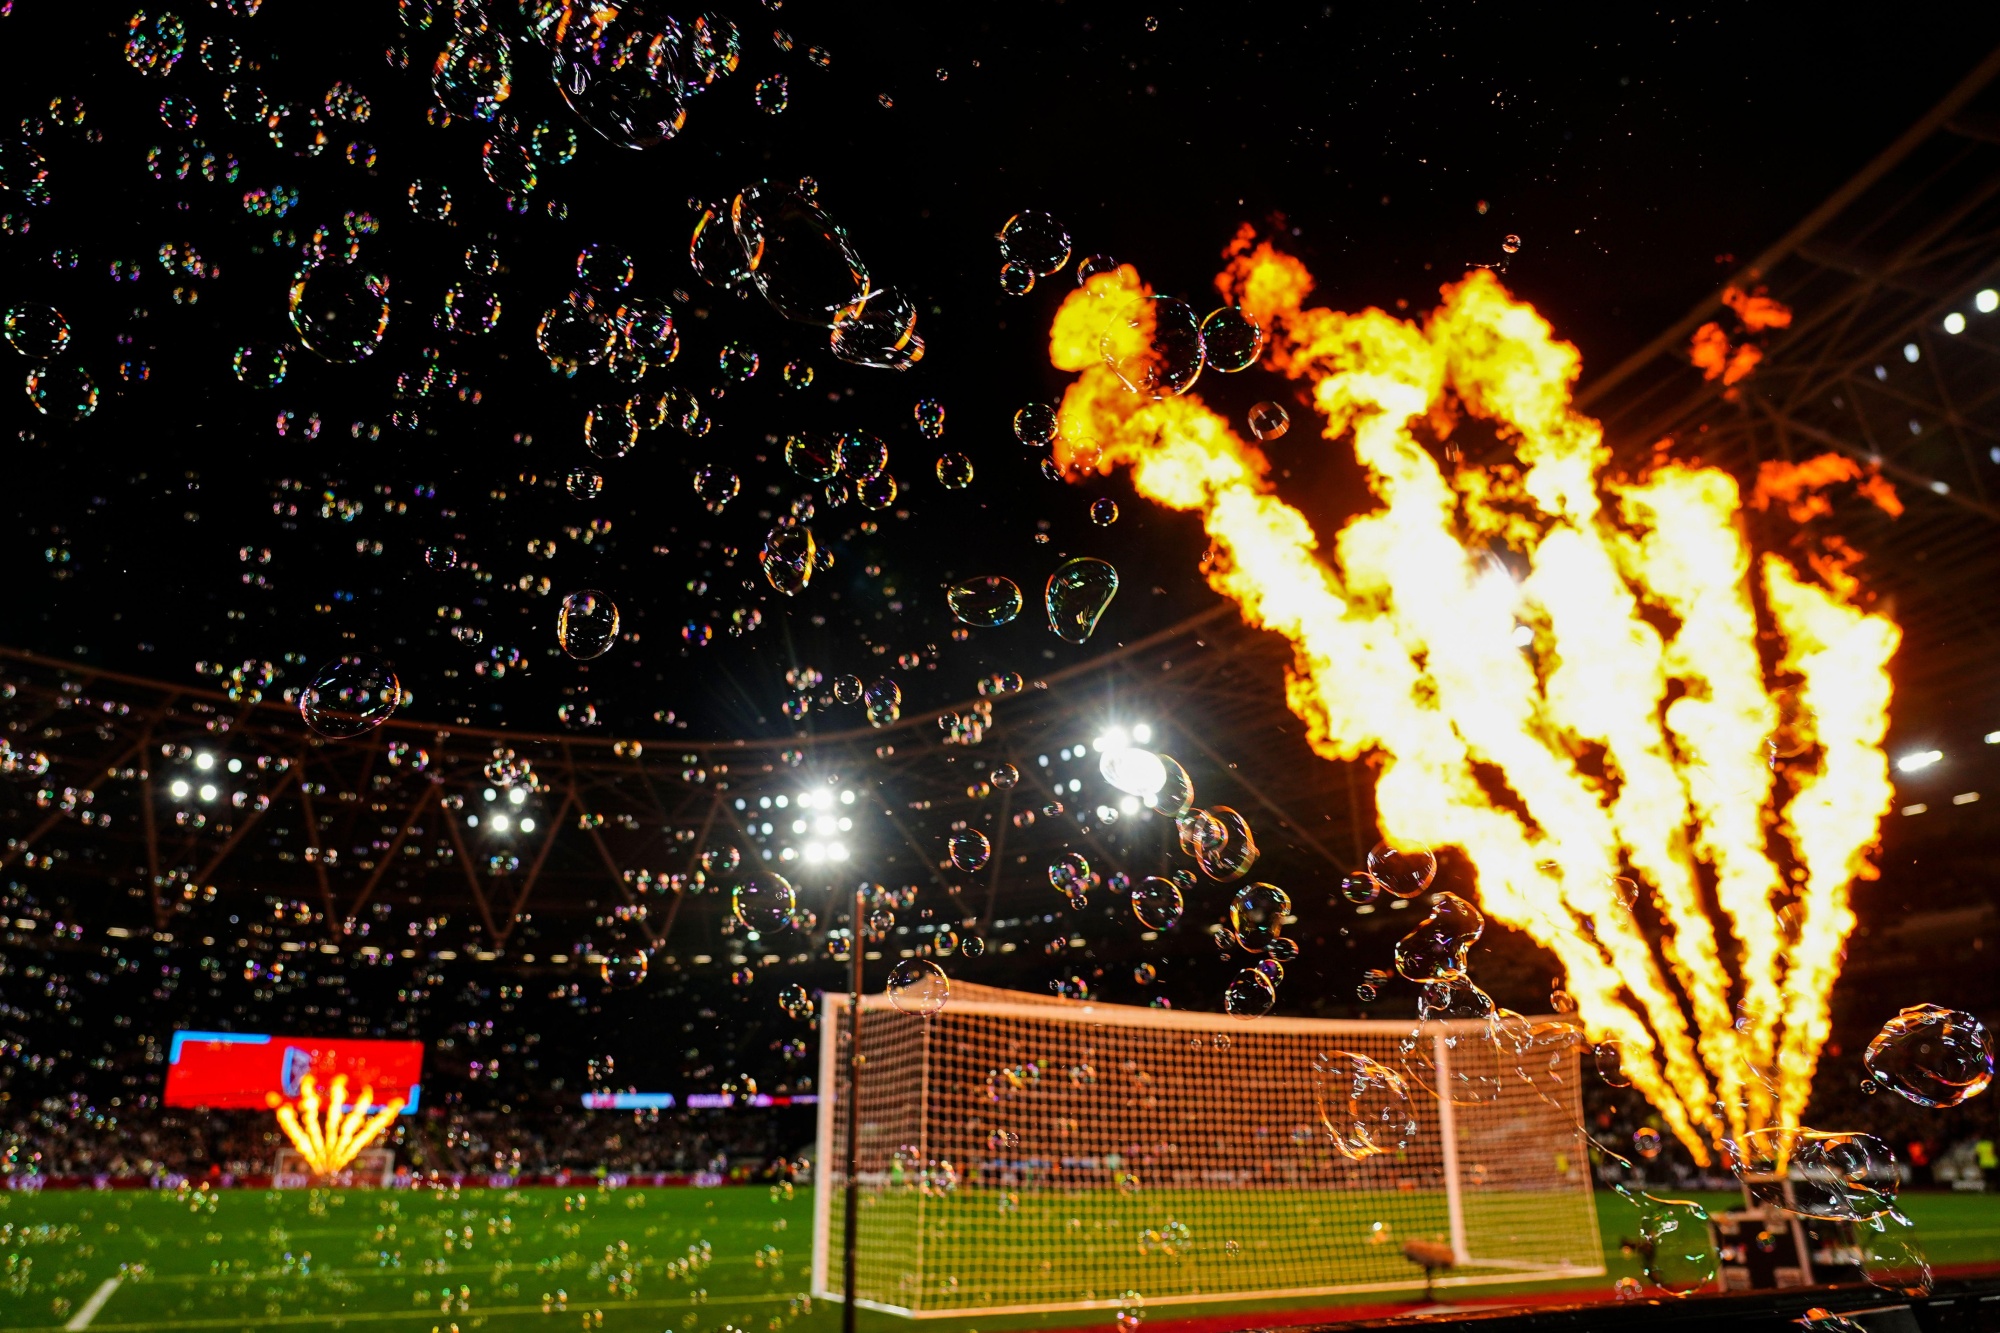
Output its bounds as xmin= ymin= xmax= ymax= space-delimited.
xmin=811 ymin=983 xmax=1601 ymax=1317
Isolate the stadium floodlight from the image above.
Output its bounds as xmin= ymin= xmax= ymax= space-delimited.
xmin=1098 ymin=745 xmax=1167 ymax=798
xmin=274 ymin=1073 xmax=405 ymax=1178
xmin=813 ymin=983 xmax=1601 ymax=1316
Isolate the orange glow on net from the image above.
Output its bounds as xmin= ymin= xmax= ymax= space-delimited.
xmin=273 ymin=1073 xmax=404 ymax=1177
xmin=1045 ymin=239 xmax=1898 ymax=1161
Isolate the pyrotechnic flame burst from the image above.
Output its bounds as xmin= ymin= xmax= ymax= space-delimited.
xmin=273 ymin=1073 xmax=405 ymax=1177
xmin=1046 ymin=238 xmax=1898 ymax=1160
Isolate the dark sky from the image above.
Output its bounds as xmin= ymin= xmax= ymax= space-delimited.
xmin=6 ymin=2 xmax=1999 ymax=734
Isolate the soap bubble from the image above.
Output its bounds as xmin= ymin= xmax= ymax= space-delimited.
xmin=1340 ymin=872 xmax=1381 ymax=905
xmin=1131 ymin=877 xmax=1183 ymax=930
xmin=1312 ymin=1052 xmax=1416 ymax=1160
xmin=1228 ymin=883 xmax=1290 ymax=952
xmin=565 ymin=469 xmax=603 ymax=500
xmin=299 ymin=657 xmax=402 ymax=738
xmin=838 ymin=431 xmax=888 ymax=479
xmin=289 ymin=261 xmax=390 ymax=363
xmin=25 ymin=364 xmax=98 ymax=420
xmin=1863 ymin=1004 xmax=1993 ymax=1108
xmin=947 ymin=577 xmax=1023 ymax=628
xmin=1197 ymin=806 xmax=1258 ymax=881
xmin=1014 ymin=402 xmax=1058 ymax=447
xmin=1502 ymin=234 xmax=1522 ymax=255
xmin=601 ymin=949 xmax=649 ymax=989
xmin=1247 ymin=401 xmax=1290 ymax=440
xmin=694 ymin=465 xmax=739 ymax=510
xmin=1737 ymin=1127 xmax=1898 ymax=1221
xmin=1634 ymin=1194 xmax=1716 ymax=1295
xmin=1149 ymin=755 xmax=1194 ymax=817
xmin=887 ymin=958 xmax=949 ymax=1017
xmin=1048 ymin=851 xmax=1091 ymax=896
xmin=754 ymin=74 xmax=789 ymax=113
xmin=914 ymin=397 xmax=946 ymax=438
xmin=1633 ymin=1127 xmax=1663 ymax=1160
xmin=834 ymin=675 xmax=864 ymax=704
xmin=863 ymin=678 xmax=902 ymax=726
xmin=1859 ymin=1210 xmax=1932 ymax=1297
xmin=996 ymin=210 xmax=1071 ymax=276
xmin=444 ymin=280 xmax=502 ymax=334
xmin=1102 ymin=296 xmax=1204 ymax=397
xmin=124 ymin=11 xmax=188 ymax=76
xmin=551 ymin=12 xmax=687 ymax=148
xmin=935 ymin=452 xmax=973 ymax=488
xmin=760 ymin=526 xmax=816 ymax=595
xmin=425 ymin=545 xmax=459 ymax=571
xmin=734 ymin=183 xmax=870 ymax=325
xmin=1398 ymin=980 xmax=1509 ymax=1105
xmin=584 ymin=400 xmax=640 ymax=458
xmin=1594 ymin=1038 xmax=1631 ymax=1087
xmin=732 ymin=873 xmax=798 ymax=932
xmin=779 ymin=984 xmax=814 ymax=1021
xmin=1090 ymin=497 xmax=1119 ymax=525
xmin=3 ymin=303 xmax=69 ymax=358
xmin=1367 ymin=841 xmax=1436 ymax=898
xmin=785 ymin=431 xmax=845 ymax=482
xmin=998 ymin=261 xmax=1035 ymax=296
xmin=948 ymin=830 xmax=991 ymax=873
xmin=557 ymin=590 xmax=620 ymax=659
xmin=1200 ymin=306 xmax=1263 ymax=372
xmin=1224 ymin=969 xmax=1276 ymax=1020
xmin=1046 ymin=557 xmax=1118 ymax=643
xmin=1393 ymin=892 xmax=1483 ymax=983
xmin=432 ymin=30 xmax=513 ymax=122
xmin=576 ymin=243 xmax=635 ymax=292
xmin=990 ymin=763 xmax=1019 ymax=789
xmin=830 ymin=287 xmax=924 ymax=370
xmin=689 ymin=202 xmax=753 ymax=290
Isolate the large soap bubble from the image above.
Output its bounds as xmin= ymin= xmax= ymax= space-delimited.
xmin=1102 ymin=295 xmax=1205 ymax=397
xmin=300 ymin=657 xmax=402 ymax=738
xmin=1312 ymin=1052 xmax=1416 ymax=1161
xmin=1046 ymin=557 xmax=1118 ymax=643
xmin=1863 ymin=1004 xmax=1993 ymax=1108
xmin=732 ymin=183 xmax=871 ymax=325
xmin=288 ymin=261 xmax=390 ymax=363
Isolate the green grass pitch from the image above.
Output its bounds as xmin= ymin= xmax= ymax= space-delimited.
xmin=2 ymin=1186 xmax=1996 ymax=1333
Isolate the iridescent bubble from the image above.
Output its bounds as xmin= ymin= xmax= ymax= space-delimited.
xmin=1393 ymin=892 xmax=1483 ymax=983
xmin=998 ymin=261 xmax=1035 ymax=296
xmin=948 ymin=829 xmax=991 ymax=873
xmin=887 ymin=958 xmax=950 ymax=1017
xmin=551 ymin=12 xmax=686 ymax=148
xmin=1340 ymin=872 xmax=1381 ymax=905
xmin=858 ymin=474 xmax=899 ymax=510
xmin=583 ymin=400 xmax=640 ymax=459
xmin=1014 ymin=402 xmax=1058 ymax=447
xmin=557 ymin=590 xmax=620 ymax=659
xmin=124 ymin=11 xmax=187 ymax=77
xmin=733 ymin=182 xmax=870 ymax=325
xmin=1634 ymin=1195 xmax=1716 ymax=1295
xmin=689 ymin=201 xmax=753 ymax=290
xmin=576 ymin=243 xmax=636 ymax=292
xmin=299 ymin=656 xmax=402 ymax=738
xmin=785 ymin=431 xmax=845 ymax=482
xmin=1859 ymin=1210 xmax=1932 ymax=1297
xmin=960 ymin=935 xmax=985 ymax=958
xmin=1224 ymin=969 xmax=1276 ymax=1020
xmin=779 ymin=984 xmax=814 ymax=1020
xmin=760 ymin=526 xmax=816 ymax=596
xmin=1102 ymin=296 xmax=1204 ymax=397
xmin=1633 ymin=1127 xmax=1663 ymax=1160
xmin=231 ymin=342 xmax=288 ymax=388
xmin=754 ymin=74 xmax=789 ymax=113
xmin=1048 ymin=851 xmax=1091 ymax=896
xmin=1149 ymin=755 xmax=1194 ymax=818
xmin=3 ymin=303 xmax=69 ymax=358
xmin=407 ymin=179 xmax=453 ymax=221
xmin=838 ymin=431 xmax=888 ymax=479
xmin=1130 ymin=877 xmax=1184 ymax=930
xmin=1863 ymin=1004 xmax=1994 ymax=1108
xmin=694 ymin=465 xmax=738 ymax=510
xmin=863 ymin=678 xmax=902 ymax=726
xmin=1594 ymin=1038 xmax=1631 ymax=1088
xmin=1367 ymin=841 xmax=1437 ymax=899
xmin=833 ymin=675 xmax=864 ymax=704
xmin=1737 ymin=1127 xmax=1899 ymax=1221
xmin=1247 ymin=401 xmax=1290 ymax=441
xmin=1228 ymin=883 xmax=1290 ymax=952
xmin=1502 ymin=234 xmax=1522 ymax=255
xmin=601 ymin=949 xmax=649 ymax=989
xmin=935 ymin=453 xmax=973 ymax=488
xmin=733 ymin=873 xmax=799 ymax=932
xmin=432 ymin=30 xmax=513 ymax=121
xmin=1046 ymin=557 xmax=1118 ymax=644
xmin=830 ymin=287 xmax=924 ymax=370
xmin=718 ymin=342 xmax=760 ymax=380
xmin=1089 ymin=498 xmax=1119 ymax=525
xmin=565 ymin=469 xmax=603 ymax=500
xmin=1312 ymin=1051 xmax=1415 ymax=1160
xmin=996 ymin=210 xmax=1071 ymax=276
xmin=990 ymin=763 xmax=1019 ymax=789
xmin=947 ymin=577 xmax=1023 ymax=628
xmin=444 ymin=280 xmax=502 ymax=335
xmin=689 ymin=12 xmax=743 ymax=87
xmin=25 ymin=364 xmax=97 ymax=420
xmin=288 ymin=261 xmax=390 ymax=363
xmin=1197 ymin=806 xmax=1258 ymax=881
xmin=424 ymin=545 xmax=459 ymax=571
xmin=1200 ymin=306 xmax=1264 ymax=372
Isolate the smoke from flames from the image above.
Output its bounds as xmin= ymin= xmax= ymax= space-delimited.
xmin=1046 ymin=236 xmax=1899 ymax=1161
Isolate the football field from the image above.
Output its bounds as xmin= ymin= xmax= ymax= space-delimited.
xmin=2 ymin=1185 xmax=1996 ymax=1333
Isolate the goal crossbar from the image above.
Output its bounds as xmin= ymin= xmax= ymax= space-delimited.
xmin=812 ymin=985 xmax=1602 ymax=1317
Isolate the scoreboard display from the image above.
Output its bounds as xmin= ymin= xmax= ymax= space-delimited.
xmin=164 ymin=1031 xmax=423 ymax=1113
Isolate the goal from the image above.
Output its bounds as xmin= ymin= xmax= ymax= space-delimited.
xmin=272 ymin=1148 xmax=396 ymax=1188
xmin=811 ymin=983 xmax=1601 ymax=1317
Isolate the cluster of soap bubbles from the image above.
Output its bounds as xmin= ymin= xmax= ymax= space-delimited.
xmin=994 ymin=210 xmax=1072 ymax=296
xmin=1097 ymin=294 xmax=1266 ymax=399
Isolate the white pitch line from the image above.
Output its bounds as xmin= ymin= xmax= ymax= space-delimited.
xmin=65 ymin=1276 xmax=122 ymax=1331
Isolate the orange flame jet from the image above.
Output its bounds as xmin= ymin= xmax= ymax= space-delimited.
xmin=1046 ymin=240 xmax=1897 ymax=1159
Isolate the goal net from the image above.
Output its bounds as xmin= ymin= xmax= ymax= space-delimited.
xmin=273 ymin=1148 xmax=396 ymax=1188
xmin=811 ymin=983 xmax=1601 ymax=1317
